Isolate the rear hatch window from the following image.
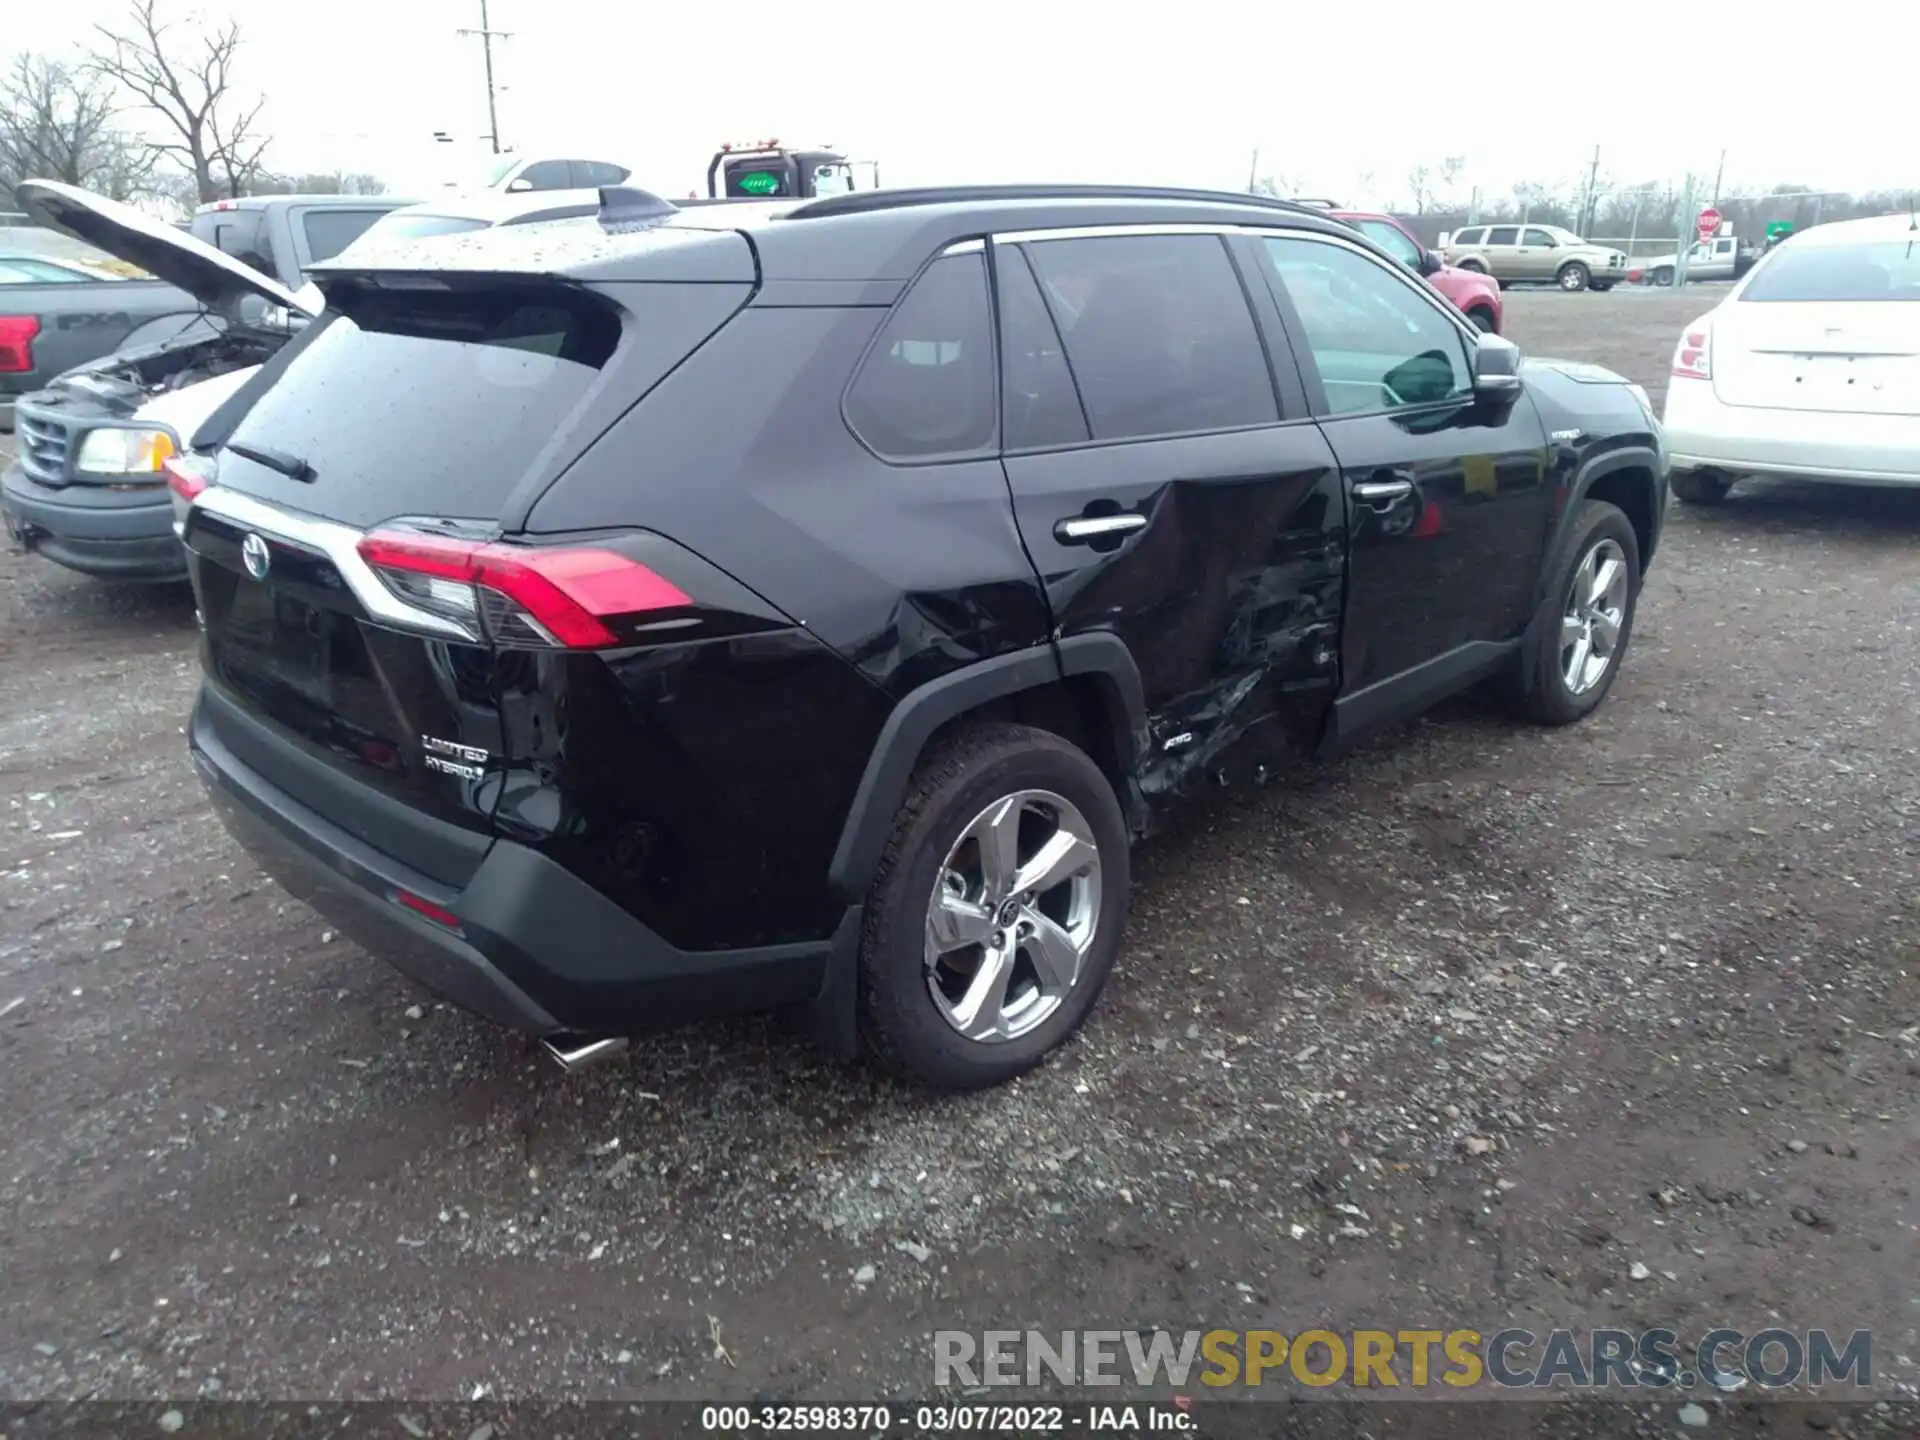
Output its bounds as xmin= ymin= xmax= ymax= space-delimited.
xmin=215 ymin=283 xmax=622 ymax=528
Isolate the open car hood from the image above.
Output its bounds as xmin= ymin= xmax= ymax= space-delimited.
xmin=16 ymin=180 xmax=317 ymax=321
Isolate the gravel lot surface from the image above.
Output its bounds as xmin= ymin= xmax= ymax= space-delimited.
xmin=2 ymin=288 xmax=1915 ymax=1430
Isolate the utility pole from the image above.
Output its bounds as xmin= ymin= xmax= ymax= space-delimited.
xmin=1674 ymin=172 xmax=1696 ymax=289
xmin=456 ymin=0 xmax=511 ymax=155
xmin=1711 ymin=149 xmax=1726 ymax=206
xmin=1247 ymin=147 xmax=1260 ymax=193
xmin=1581 ymin=144 xmax=1601 ymax=233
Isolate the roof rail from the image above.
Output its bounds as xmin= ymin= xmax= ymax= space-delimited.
xmin=1291 ymin=197 xmax=1342 ymax=209
xmin=596 ymin=185 xmax=677 ymax=226
xmin=785 ymin=183 xmax=1328 ymax=222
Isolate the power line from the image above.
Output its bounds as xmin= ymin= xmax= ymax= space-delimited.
xmin=455 ymin=0 xmax=512 ymax=155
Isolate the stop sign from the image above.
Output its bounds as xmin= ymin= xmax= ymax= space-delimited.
xmin=1696 ymin=207 xmax=1722 ymax=241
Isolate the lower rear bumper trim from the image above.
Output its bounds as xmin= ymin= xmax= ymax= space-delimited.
xmin=190 ymin=689 xmax=856 ymax=1038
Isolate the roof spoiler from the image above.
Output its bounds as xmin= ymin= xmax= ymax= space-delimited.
xmin=597 ymin=186 xmax=677 ymax=226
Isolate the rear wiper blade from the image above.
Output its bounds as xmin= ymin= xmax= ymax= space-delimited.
xmin=227 ymin=441 xmax=315 ymax=483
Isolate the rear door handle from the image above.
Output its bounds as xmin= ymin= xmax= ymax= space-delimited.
xmin=1352 ymin=477 xmax=1415 ymax=507
xmin=1055 ymin=512 xmax=1148 ymax=545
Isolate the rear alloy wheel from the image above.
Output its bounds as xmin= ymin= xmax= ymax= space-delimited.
xmin=1672 ymin=470 xmax=1734 ymax=505
xmin=1503 ymin=499 xmax=1641 ymax=726
xmin=860 ymin=723 xmax=1129 ymax=1090
xmin=1467 ymin=306 xmax=1498 ymax=333
xmin=1652 ymin=265 xmax=1675 ymax=287
xmin=1558 ymin=261 xmax=1592 ymax=292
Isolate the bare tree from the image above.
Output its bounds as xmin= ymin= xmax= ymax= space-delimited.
xmin=1405 ymin=163 xmax=1433 ymax=216
xmin=251 ymin=170 xmax=388 ymax=197
xmin=89 ymin=0 xmax=270 ymax=203
xmin=0 ymin=53 xmax=153 ymax=205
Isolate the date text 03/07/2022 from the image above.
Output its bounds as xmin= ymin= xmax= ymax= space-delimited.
xmin=699 ymin=1402 xmax=1196 ymax=1432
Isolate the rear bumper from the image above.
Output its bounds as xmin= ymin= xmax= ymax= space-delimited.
xmin=2 ymin=464 xmax=185 ymax=580
xmin=189 ymin=686 xmax=855 ymax=1039
xmin=1664 ymin=379 xmax=1920 ymax=485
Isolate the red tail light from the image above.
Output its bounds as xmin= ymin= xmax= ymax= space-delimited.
xmin=0 ymin=316 xmax=40 ymax=375
xmin=164 ymin=453 xmax=215 ymax=503
xmin=356 ymin=529 xmax=691 ymax=649
xmin=1672 ymin=324 xmax=1712 ymax=380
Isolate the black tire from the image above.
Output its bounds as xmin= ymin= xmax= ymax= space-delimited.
xmin=859 ymin=722 xmax=1130 ymax=1091
xmin=1466 ymin=306 xmax=1498 ymax=333
xmin=1456 ymin=258 xmax=1486 ymax=275
xmin=1503 ymin=500 xmax=1641 ymax=727
xmin=1557 ymin=261 xmax=1592 ymax=292
xmin=1652 ymin=265 xmax=1675 ymax=287
xmin=1671 ymin=470 xmax=1733 ymax=505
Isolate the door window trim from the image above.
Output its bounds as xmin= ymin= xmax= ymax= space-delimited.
xmin=1246 ymin=228 xmax=1480 ymax=422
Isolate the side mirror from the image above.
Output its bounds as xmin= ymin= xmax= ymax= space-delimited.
xmin=1418 ymin=249 xmax=1444 ymax=277
xmin=506 ymin=177 xmax=533 ymax=193
xmin=1471 ymin=332 xmax=1524 ymax=403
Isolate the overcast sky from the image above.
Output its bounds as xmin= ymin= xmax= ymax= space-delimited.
xmin=6 ymin=0 xmax=1913 ymax=208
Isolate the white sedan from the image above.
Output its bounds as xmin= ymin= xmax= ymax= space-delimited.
xmin=1662 ymin=211 xmax=1920 ymax=504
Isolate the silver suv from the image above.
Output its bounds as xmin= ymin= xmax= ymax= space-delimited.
xmin=1442 ymin=224 xmax=1626 ymax=292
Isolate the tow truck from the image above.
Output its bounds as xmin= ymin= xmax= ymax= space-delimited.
xmin=703 ymin=140 xmax=879 ymax=200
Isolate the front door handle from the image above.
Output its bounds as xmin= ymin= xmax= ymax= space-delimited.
xmin=1352 ymin=477 xmax=1415 ymax=507
xmin=1054 ymin=512 xmax=1148 ymax=545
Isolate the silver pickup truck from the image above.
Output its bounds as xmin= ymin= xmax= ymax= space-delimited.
xmin=0 ymin=252 xmax=204 ymax=431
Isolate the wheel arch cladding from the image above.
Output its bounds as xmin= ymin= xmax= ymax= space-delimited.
xmin=827 ymin=634 xmax=1148 ymax=901
xmin=1577 ymin=453 xmax=1661 ymax=572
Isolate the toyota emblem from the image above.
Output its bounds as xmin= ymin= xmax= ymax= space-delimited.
xmin=241 ymin=532 xmax=271 ymax=581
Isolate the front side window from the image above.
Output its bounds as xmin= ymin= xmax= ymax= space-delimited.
xmin=516 ymin=160 xmax=572 ymax=191
xmin=1264 ymin=236 xmax=1472 ymax=416
xmin=844 ymin=252 xmax=997 ymax=460
xmin=1358 ymin=220 xmax=1422 ymax=267
xmin=1522 ymin=228 xmax=1558 ymax=247
xmin=1485 ymin=226 xmax=1520 ymax=247
xmin=1025 ymin=233 xmax=1277 ymax=442
xmin=571 ymin=160 xmax=631 ymax=188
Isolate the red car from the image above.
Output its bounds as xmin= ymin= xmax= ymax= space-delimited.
xmin=1326 ymin=209 xmax=1504 ymax=334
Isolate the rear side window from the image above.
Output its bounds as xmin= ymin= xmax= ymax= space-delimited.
xmin=301 ymin=209 xmax=389 ymax=265
xmin=997 ymin=245 xmax=1087 ymax=449
xmin=1485 ymin=226 xmax=1519 ymax=246
xmin=1741 ymin=241 xmax=1920 ymax=302
xmin=195 ymin=211 xmax=275 ymax=277
xmin=1451 ymin=227 xmax=1485 ymax=246
xmin=1025 ymin=233 xmax=1277 ymax=442
xmin=844 ymin=252 xmax=997 ymax=460
xmin=223 ymin=286 xmax=622 ymax=526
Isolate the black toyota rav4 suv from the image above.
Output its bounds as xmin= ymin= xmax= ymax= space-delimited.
xmin=175 ymin=184 xmax=1667 ymax=1091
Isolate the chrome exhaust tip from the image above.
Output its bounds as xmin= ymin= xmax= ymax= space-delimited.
xmin=539 ymin=1034 xmax=630 ymax=1072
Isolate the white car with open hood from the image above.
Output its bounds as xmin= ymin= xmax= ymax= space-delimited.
xmin=1 ymin=181 xmax=318 ymax=580
xmin=1663 ymin=212 xmax=1920 ymax=504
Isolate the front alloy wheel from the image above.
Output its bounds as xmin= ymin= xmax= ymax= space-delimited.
xmin=1561 ymin=538 xmax=1629 ymax=695
xmin=925 ymin=790 xmax=1101 ymax=1042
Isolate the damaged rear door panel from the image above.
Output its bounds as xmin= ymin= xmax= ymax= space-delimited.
xmin=994 ymin=229 xmax=1347 ymax=805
